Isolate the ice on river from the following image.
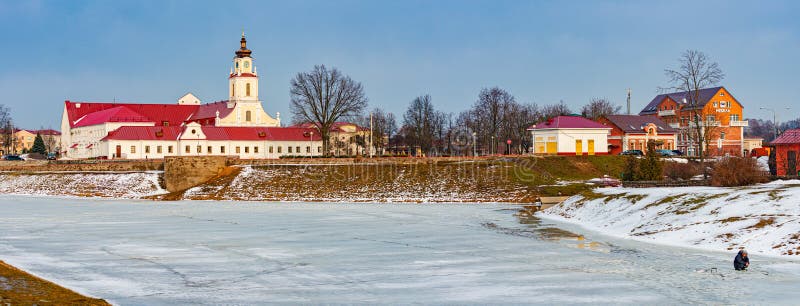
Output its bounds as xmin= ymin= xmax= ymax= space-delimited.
xmin=1 ymin=196 xmax=799 ymax=305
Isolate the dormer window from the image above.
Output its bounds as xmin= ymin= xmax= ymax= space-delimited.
xmin=162 ymin=121 xmax=169 ymax=127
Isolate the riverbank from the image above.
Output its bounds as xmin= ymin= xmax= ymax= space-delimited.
xmin=0 ymin=260 xmax=109 ymax=305
xmin=539 ymin=180 xmax=800 ymax=258
xmin=0 ymin=156 xmax=626 ymax=201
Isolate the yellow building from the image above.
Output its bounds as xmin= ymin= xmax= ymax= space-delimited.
xmin=7 ymin=129 xmax=62 ymax=154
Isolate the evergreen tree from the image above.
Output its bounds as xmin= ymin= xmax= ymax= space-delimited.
xmin=31 ymin=132 xmax=47 ymax=154
xmin=621 ymin=155 xmax=639 ymax=181
xmin=638 ymin=141 xmax=664 ymax=181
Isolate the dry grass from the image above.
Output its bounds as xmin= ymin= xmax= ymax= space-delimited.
xmin=0 ymin=260 xmax=109 ymax=305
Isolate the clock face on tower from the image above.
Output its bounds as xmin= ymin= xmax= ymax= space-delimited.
xmin=244 ymin=61 xmax=250 ymax=68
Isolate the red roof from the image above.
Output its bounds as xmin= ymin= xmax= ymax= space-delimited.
xmin=73 ymin=106 xmax=151 ymax=127
xmin=101 ymin=126 xmax=321 ymax=142
xmin=771 ymin=129 xmax=800 ymax=145
xmin=229 ymin=73 xmax=258 ymax=78
xmin=65 ymin=101 xmax=200 ymax=128
xmin=528 ymin=116 xmax=610 ymax=130
xmin=188 ymin=101 xmax=235 ymax=121
xmin=70 ymin=143 xmax=78 ymax=148
xmin=102 ymin=126 xmax=183 ymax=141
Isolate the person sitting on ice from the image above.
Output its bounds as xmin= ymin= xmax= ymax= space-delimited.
xmin=733 ymin=249 xmax=749 ymax=271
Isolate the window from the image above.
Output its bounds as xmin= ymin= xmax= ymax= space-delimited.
xmin=246 ymin=83 xmax=251 ymax=96
xmin=296 ymin=146 xmax=301 ymax=153
xmin=157 ymin=146 xmax=162 ymax=154
xmin=269 ymin=146 xmax=273 ymax=153
xmin=131 ymin=146 xmax=136 ymax=153
xmin=162 ymin=121 xmax=169 ymax=127
xmin=730 ymin=114 xmax=739 ymax=122
xmin=278 ymin=146 xmax=282 ymax=153
xmin=318 ymin=146 xmax=322 ymax=153
xmin=713 ymin=102 xmax=718 ymax=107
xmin=236 ymin=146 xmax=241 ymax=153
xmin=207 ymin=146 xmax=212 ymax=154
xmin=706 ymin=115 xmax=715 ymax=122
xmin=246 ymin=111 xmax=252 ymax=122
xmin=185 ymin=145 xmax=190 ymax=153
xmin=145 ymin=146 xmax=150 ymax=154
xmin=254 ymin=146 xmax=259 ymax=153
xmin=288 ymin=146 xmax=293 ymax=153
xmin=245 ymin=146 xmax=249 ymax=153
xmin=168 ymin=146 xmax=173 ymax=153
xmin=232 ymin=84 xmax=235 ymax=96
xmin=720 ymin=101 xmax=727 ymax=108
xmin=306 ymin=146 xmax=310 ymax=153
xmin=221 ymin=146 xmax=225 ymax=153
xmin=720 ymin=132 xmax=726 ymax=140
xmin=196 ymin=145 xmax=201 ymax=153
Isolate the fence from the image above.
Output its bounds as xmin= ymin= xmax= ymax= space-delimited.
xmin=622 ymin=180 xmax=710 ymax=188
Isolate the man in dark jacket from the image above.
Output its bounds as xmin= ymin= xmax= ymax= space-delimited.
xmin=734 ymin=249 xmax=749 ymax=271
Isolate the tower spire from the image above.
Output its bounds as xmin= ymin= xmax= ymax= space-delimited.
xmin=236 ymin=31 xmax=252 ymax=58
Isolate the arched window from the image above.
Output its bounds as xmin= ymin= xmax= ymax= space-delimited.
xmin=245 ymin=111 xmax=252 ymax=122
xmin=232 ymin=84 xmax=235 ymax=96
xmin=246 ymin=83 xmax=251 ymax=96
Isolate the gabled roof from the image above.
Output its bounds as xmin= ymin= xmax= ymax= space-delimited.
xmin=101 ymin=126 xmax=183 ymax=141
xmin=101 ymin=126 xmax=321 ymax=142
xmin=527 ymin=116 xmax=610 ymax=130
xmin=639 ymin=87 xmax=724 ymax=115
xmin=770 ymin=129 xmax=800 ymax=145
xmin=65 ymin=101 xmax=200 ymax=128
xmin=188 ymin=101 xmax=235 ymax=121
xmin=602 ymin=115 xmax=676 ymax=134
xmin=73 ymin=106 xmax=151 ymax=127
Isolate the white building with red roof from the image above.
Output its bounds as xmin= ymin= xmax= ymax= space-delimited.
xmin=527 ymin=116 xmax=611 ymax=155
xmin=60 ymin=34 xmax=322 ymax=159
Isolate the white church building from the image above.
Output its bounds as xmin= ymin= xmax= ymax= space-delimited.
xmin=60 ymin=34 xmax=323 ymax=159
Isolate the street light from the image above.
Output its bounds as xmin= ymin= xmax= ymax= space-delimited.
xmin=760 ymin=106 xmax=791 ymax=140
xmin=472 ymin=132 xmax=477 ymax=157
xmin=531 ymin=125 xmax=536 ymax=155
xmin=491 ymin=135 xmax=494 ymax=155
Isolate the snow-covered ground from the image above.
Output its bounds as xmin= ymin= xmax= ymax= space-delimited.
xmin=541 ymin=180 xmax=800 ymax=258
xmin=1 ymin=196 xmax=800 ymax=304
xmin=0 ymin=172 xmax=165 ymax=198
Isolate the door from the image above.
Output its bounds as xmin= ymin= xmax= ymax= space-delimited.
xmin=115 ymin=145 xmax=121 ymax=159
xmin=588 ymin=139 xmax=595 ymax=155
xmin=546 ymin=142 xmax=557 ymax=154
xmin=789 ymin=151 xmax=797 ymax=176
xmin=575 ymin=140 xmax=583 ymax=156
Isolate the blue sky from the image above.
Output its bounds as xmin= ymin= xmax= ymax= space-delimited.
xmin=1 ymin=0 xmax=798 ymax=129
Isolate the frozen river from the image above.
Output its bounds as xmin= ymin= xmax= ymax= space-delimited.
xmin=1 ymin=196 xmax=799 ymax=305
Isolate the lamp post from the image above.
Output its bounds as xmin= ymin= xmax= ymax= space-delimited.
xmin=309 ymin=131 xmax=314 ymax=159
xmin=491 ymin=135 xmax=494 ymax=155
xmin=472 ymin=132 xmax=477 ymax=157
xmin=531 ymin=125 xmax=536 ymax=155
xmin=760 ymin=106 xmax=791 ymax=140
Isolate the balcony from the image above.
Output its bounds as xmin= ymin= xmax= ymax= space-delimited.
xmin=658 ymin=109 xmax=676 ymax=116
xmin=689 ymin=121 xmax=721 ymax=128
xmin=669 ymin=123 xmax=681 ymax=128
xmin=730 ymin=120 xmax=749 ymax=127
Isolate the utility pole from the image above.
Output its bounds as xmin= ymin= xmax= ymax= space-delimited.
xmin=369 ymin=112 xmax=373 ymax=158
xmin=626 ymin=88 xmax=631 ymax=115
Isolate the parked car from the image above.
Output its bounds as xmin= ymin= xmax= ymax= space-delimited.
xmin=3 ymin=155 xmax=24 ymax=161
xmin=587 ymin=175 xmax=621 ymax=187
xmin=620 ymin=150 xmax=644 ymax=156
xmin=47 ymin=153 xmax=57 ymax=160
xmin=657 ymin=149 xmax=677 ymax=157
xmin=671 ymin=150 xmax=684 ymax=156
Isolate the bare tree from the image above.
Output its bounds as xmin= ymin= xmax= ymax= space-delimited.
xmin=541 ymin=100 xmax=572 ymax=119
xmin=369 ymin=108 xmax=397 ymax=155
xmin=402 ymin=95 xmax=443 ymax=156
xmin=504 ymin=102 xmax=541 ymax=153
xmin=580 ymin=98 xmax=621 ymax=120
xmin=0 ymin=105 xmax=12 ymax=155
xmin=664 ymin=50 xmax=724 ymax=178
xmin=290 ymin=65 xmax=368 ymax=155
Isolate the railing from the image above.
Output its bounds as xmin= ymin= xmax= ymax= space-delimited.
xmin=669 ymin=123 xmax=681 ymax=128
xmin=658 ymin=109 xmax=676 ymax=116
xmin=689 ymin=121 xmax=720 ymax=127
xmin=730 ymin=120 xmax=749 ymax=127
xmin=622 ymin=180 xmax=710 ymax=188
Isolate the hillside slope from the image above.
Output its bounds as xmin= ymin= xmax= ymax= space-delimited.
xmin=540 ymin=180 xmax=800 ymax=257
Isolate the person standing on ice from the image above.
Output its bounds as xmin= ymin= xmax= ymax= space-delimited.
xmin=734 ymin=249 xmax=749 ymax=271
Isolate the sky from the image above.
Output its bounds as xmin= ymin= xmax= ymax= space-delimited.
xmin=1 ymin=0 xmax=799 ymax=129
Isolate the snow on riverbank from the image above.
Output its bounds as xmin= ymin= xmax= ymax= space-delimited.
xmin=0 ymin=172 xmax=165 ymax=198
xmin=539 ymin=180 xmax=800 ymax=258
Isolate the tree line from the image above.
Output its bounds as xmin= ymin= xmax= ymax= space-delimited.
xmin=288 ymin=65 xmax=623 ymax=156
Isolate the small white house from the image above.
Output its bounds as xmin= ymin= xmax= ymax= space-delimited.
xmin=528 ymin=116 xmax=611 ymax=155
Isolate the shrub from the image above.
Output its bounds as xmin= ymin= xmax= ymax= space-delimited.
xmin=621 ymin=155 xmax=639 ymax=181
xmin=638 ymin=144 xmax=664 ymax=181
xmin=711 ymin=157 xmax=768 ymax=187
xmin=663 ymin=161 xmax=700 ymax=180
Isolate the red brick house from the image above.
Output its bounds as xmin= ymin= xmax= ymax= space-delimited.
xmin=597 ymin=115 xmax=677 ymax=155
xmin=771 ymin=129 xmax=800 ymax=176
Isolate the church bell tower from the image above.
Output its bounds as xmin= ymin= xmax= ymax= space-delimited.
xmin=228 ymin=32 xmax=259 ymax=107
